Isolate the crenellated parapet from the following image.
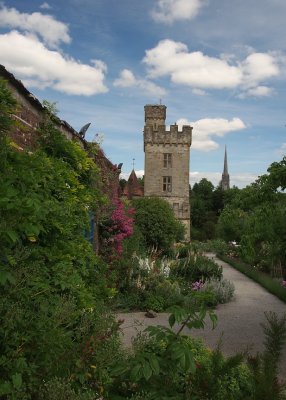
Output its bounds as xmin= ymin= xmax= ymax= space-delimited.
xmin=144 ymin=123 xmax=192 ymax=149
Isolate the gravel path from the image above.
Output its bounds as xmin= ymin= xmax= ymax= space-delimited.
xmin=117 ymin=253 xmax=286 ymax=377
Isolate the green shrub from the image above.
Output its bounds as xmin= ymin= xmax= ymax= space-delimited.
xmin=144 ymin=294 xmax=165 ymax=312
xmin=173 ymin=254 xmax=223 ymax=282
xmin=116 ymin=291 xmax=144 ymax=311
xmin=132 ymin=197 xmax=185 ymax=252
xmin=203 ymin=278 xmax=235 ymax=305
xmin=185 ymin=338 xmax=254 ymax=400
xmin=38 ymin=378 xmax=96 ymax=400
xmin=151 ymin=280 xmax=183 ymax=308
xmin=197 ymin=239 xmax=229 ymax=255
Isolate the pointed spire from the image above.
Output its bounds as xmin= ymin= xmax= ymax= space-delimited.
xmin=223 ymin=145 xmax=228 ymax=175
xmin=221 ymin=145 xmax=230 ymax=190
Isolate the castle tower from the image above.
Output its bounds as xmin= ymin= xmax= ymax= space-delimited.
xmin=221 ymin=146 xmax=230 ymax=190
xmin=143 ymin=104 xmax=192 ymax=240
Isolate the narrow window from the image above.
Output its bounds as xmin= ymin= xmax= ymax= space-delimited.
xmin=163 ymin=176 xmax=172 ymax=192
xmin=163 ymin=153 xmax=172 ymax=168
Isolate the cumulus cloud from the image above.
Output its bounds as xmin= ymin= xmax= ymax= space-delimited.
xmin=241 ymin=53 xmax=279 ymax=87
xmin=240 ymin=86 xmax=274 ymax=98
xmin=151 ymin=0 xmax=205 ymax=23
xmin=0 ymin=31 xmax=108 ymax=96
xmin=177 ymin=117 xmax=246 ymax=151
xmin=0 ymin=4 xmax=70 ymax=47
xmin=143 ymin=39 xmax=281 ymax=96
xmin=114 ymin=68 xmax=167 ymax=97
xmin=114 ymin=69 xmax=137 ymax=87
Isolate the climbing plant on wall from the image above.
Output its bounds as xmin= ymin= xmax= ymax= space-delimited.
xmin=0 ymin=82 xmax=121 ymax=398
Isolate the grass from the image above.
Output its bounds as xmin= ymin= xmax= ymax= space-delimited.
xmin=218 ymin=254 xmax=286 ymax=304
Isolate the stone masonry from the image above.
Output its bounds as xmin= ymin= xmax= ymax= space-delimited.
xmin=143 ymin=105 xmax=192 ymax=240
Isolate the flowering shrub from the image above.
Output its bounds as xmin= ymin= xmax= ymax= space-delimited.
xmin=282 ymin=280 xmax=286 ymax=288
xmin=130 ymin=254 xmax=174 ymax=288
xmin=102 ymin=199 xmax=134 ymax=255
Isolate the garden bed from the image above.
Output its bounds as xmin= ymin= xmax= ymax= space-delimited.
xmin=218 ymin=254 xmax=286 ymax=304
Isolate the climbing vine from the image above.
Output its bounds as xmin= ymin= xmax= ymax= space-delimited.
xmin=0 ymin=81 xmax=121 ymax=398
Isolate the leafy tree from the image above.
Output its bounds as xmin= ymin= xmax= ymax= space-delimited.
xmin=217 ymin=159 xmax=286 ymax=275
xmin=132 ymin=197 xmax=185 ymax=252
xmin=217 ymin=206 xmax=248 ymax=243
xmin=190 ymin=178 xmax=221 ymax=240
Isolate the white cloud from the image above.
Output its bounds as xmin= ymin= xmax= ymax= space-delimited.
xmin=241 ymin=53 xmax=279 ymax=88
xmin=40 ymin=2 xmax=52 ymax=10
xmin=189 ymin=171 xmax=258 ymax=188
xmin=0 ymin=31 xmax=108 ymax=96
xmin=0 ymin=5 xmax=70 ymax=47
xmin=177 ymin=117 xmax=246 ymax=151
xmin=241 ymin=86 xmax=274 ymax=98
xmin=114 ymin=69 xmax=137 ymax=87
xmin=143 ymin=39 xmax=281 ymax=96
xmin=114 ymin=68 xmax=167 ymax=97
xmin=151 ymin=0 xmax=205 ymax=23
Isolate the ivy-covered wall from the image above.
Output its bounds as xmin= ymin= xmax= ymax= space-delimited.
xmin=0 ymin=65 xmax=121 ymax=251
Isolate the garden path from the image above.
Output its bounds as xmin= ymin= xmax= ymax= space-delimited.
xmin=117 ymin=253 xmax=286 ymax=378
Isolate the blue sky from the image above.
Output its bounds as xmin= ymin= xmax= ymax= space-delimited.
xmin=0 ymin=0 xmax=285 ymax=188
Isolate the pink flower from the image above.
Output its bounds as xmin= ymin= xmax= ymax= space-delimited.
xmin=282 ymin=280 xmax=286 ymax=288
xmin=191 ymin=280 xmax=204 ymax=291
xmin=107 ymin=199 xmax=134 ymax=255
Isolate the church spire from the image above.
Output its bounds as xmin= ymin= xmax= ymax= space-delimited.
xmin=221 ymin=146 xmax=230 ymax=190
xmin=223 ymin=145 xmax=228 ymax=175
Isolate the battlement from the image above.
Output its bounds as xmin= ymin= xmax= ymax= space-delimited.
xmin=144 ymin=124 xmax=192 ymax=147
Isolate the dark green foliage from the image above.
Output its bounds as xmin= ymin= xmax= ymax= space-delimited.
xmin=248 ymin=312 xmax=286 ymax=400
xmin=172 ymin=254 xmax=223 ymax=282
xmin=144 ymin=294 xmax=165 ymax=312
xmin=190 ymin=179 xmax=225 ymax=241
xmin=132 ymin=197 xmax=185 ymax=252
xmin=109 ymin=299 xmax=217 ymax=399
xmin=38 ymin=378 xmax=96 ymax=400
xmin=0 ymin=82 xmax=121 ymax=398
xmin=187 ymin=339 xmax=253 ymax=400
xmin=217 ymin=164 xmax=286 ymax=276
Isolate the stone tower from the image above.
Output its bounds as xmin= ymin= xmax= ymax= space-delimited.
xmin=143 ymin=104 xmax=192 ymax=240
xmin=221 ymin=146 xmax=230 ymax=190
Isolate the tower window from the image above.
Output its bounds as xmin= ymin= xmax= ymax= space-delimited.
xmin=163 ymin=153 xmax=172 ymax=168
xmin=163 ymin=176 xmax=172 ymax=192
